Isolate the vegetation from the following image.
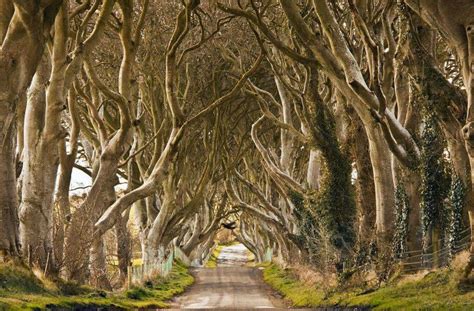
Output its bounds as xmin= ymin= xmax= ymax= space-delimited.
xmin=263 ymin=260 xmax=474 ymax=310
xmin=205 ymin=245 xmax=224 ymax=268
xmin=0 ymin=260 xmax=193 ymax=310
xmin=393 ymin=185 xmax=410 ymax=257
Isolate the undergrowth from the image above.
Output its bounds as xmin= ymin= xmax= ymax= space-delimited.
xmin=263 ymin=258 xmax=474 ymax=310
xmin=0 ymin=260 xmax=193 ymax=310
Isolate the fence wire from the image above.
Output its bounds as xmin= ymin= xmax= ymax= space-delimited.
xmin=263 ymin=247 xmax=273 ymax=262
xmin=397 ymin=227 xmax=472 ymax=274
xmin=127 ymin=246 xmax=191 ymax=287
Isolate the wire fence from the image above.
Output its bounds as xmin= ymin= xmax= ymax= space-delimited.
xmin=397 ymin=227 xmax=472 ymax=274
xmin=263 ymin=247 xmax=273 ymax=262
xmin=127 ymin=246 xmax=191 ymax=287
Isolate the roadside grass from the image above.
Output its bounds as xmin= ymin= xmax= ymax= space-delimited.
xmin=262 ymin=262 xmax=474 ymax=310
xmin=0 ymin=259 xmax=193 ymax=310
xmin=246 ymin=250 xmax=256 ymax=267
xmin=262 ymin=263 xmax=325 ymax=307
xmin=205 ymin=245 xmax=224 ymax=268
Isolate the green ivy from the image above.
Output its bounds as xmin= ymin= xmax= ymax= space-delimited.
xmin=289 ymin=70 xmax=356 ymax=272
xmin=419 ymin=110 xmax=450 ymax=252
xmin=291 ymin=191 xmax=319 ymax=264
xmin=290 ymin=155 xmax=356 ymax=268
xmin=446 ymin=174 xmax=466 ymax=258
xmin=393 ymin=184 xmax=410 ymax=258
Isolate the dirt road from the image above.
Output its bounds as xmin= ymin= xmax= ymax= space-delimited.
xmin=172 ymin=244 xmax=284 ymax=309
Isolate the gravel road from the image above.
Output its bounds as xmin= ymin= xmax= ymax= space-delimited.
xmin=171 ymin=243 xmax=285 ymax=309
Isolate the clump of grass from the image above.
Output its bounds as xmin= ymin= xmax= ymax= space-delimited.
xmin=205 ymin=245 xmax=223 ymax=268
xmin=125 ymin=286 xmax=153 ymax=300
xmin=55 ymin=280 xmax=93 ymax=296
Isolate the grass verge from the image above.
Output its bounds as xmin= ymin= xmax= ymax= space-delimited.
xmin=204 ymin=245 xmax=224 ymax=268
xmin=263 ymin=263 xmax=474 ymax=310
xmin=0 ymin=260 xmax=193 ymax=310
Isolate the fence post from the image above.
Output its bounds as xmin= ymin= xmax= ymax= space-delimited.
xmin=127 ymin=266 xmax=132 ymax=289
xmin=468 ymin=211 xmax=474 ymax=265
xmin=433 ymin=228 xmax=440 ymax=268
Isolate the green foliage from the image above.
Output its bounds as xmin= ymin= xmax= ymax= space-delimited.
xmin=318 ymin=158 xmax=356 ymax=253
xmin=393 ymin=185 xmax=410 ymax=257
xmin=290 ymin=72 xmax=356 ymax=269
xmin=291 ymin=191 xmax=319 ymax=263
xmin=290 ymin=152 xmax=356 ymax=267
xmin=290 ymin=154 xmax=356 ymax=271
xmin=312 ymin=88 xmax=357 ymax=257
xmin=447 ymin=174 xmax=467 ymax=258
xmin=419 ymin=111 xmax=450 ymax=251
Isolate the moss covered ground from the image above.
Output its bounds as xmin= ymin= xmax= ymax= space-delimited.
xmin=263 ymin=263 xmax=474 ymax=310
xmin=0 ymin=260 xmax=193 ymax=310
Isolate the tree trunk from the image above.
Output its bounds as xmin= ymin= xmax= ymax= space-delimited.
xmin=306 ymin=150 xmax=321 ymax=190
xmin=366 ymin=127 xmax=396 ymax=239
xmin=89 ymin=237 xmax=112 ymax=290
xmin=346 ymin=106 xmax=376 ymax=243
xmin=19 ymin=57 xmax=58 ymax=272
xmin=0 ymin=104 xmax=20 ymax=259
xmin=115 ymin=215 xmax=131 ymax=285
xmin=462 ymin=23 xmax=474 ymax=276
xmin=405 ymin=171 xmax=422 ymax=253
xmin=54 ymin=137 xmax=75 ymax=270
xmin=0 ymin=1 xmax=51 ymax=260
xmin=63 ymin=159 xmax=117 ymax=287
xmin=142 ymin=242 xmax=166 ymax=267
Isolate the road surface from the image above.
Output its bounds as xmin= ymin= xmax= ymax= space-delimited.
xmin=172 ymin=243 xmax=284 ymax=309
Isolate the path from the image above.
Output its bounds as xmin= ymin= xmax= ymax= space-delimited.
xmin=172 ymin=243 xmax=284 ymax=309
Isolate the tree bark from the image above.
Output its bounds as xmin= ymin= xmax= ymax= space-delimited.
xmin=19 ymin=57 xmax=57 ymax=271
xmin=0 ymin=0 xmax=54 ymax=260
xmin=115 ymin=214 xmax=131 ymax=285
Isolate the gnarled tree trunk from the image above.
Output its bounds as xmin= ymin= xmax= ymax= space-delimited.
xmin=0 ymin=1 xmax=58 ymax=260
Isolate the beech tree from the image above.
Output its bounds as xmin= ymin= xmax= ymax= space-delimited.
xmin=0 ymin=0 xmax=62 ymax=260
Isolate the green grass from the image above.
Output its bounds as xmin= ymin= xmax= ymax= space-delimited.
xmin=205 ymin=245 xmax=224 ymax=268
xmin=0 ymin=262 xmax=46 ymax=294
xmin=0 ymin=260 xmax=193 ymax=310
xmin=263 ymin=263 xmax=474 ymax=310
xmin=262 ymin=263 xmax=325 ymax=307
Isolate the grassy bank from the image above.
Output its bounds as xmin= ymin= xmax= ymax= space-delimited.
xmin=263 ymin=262 xmax=474 ymax=310
xmin=0 ymin=260 xmax=193 ymax=310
